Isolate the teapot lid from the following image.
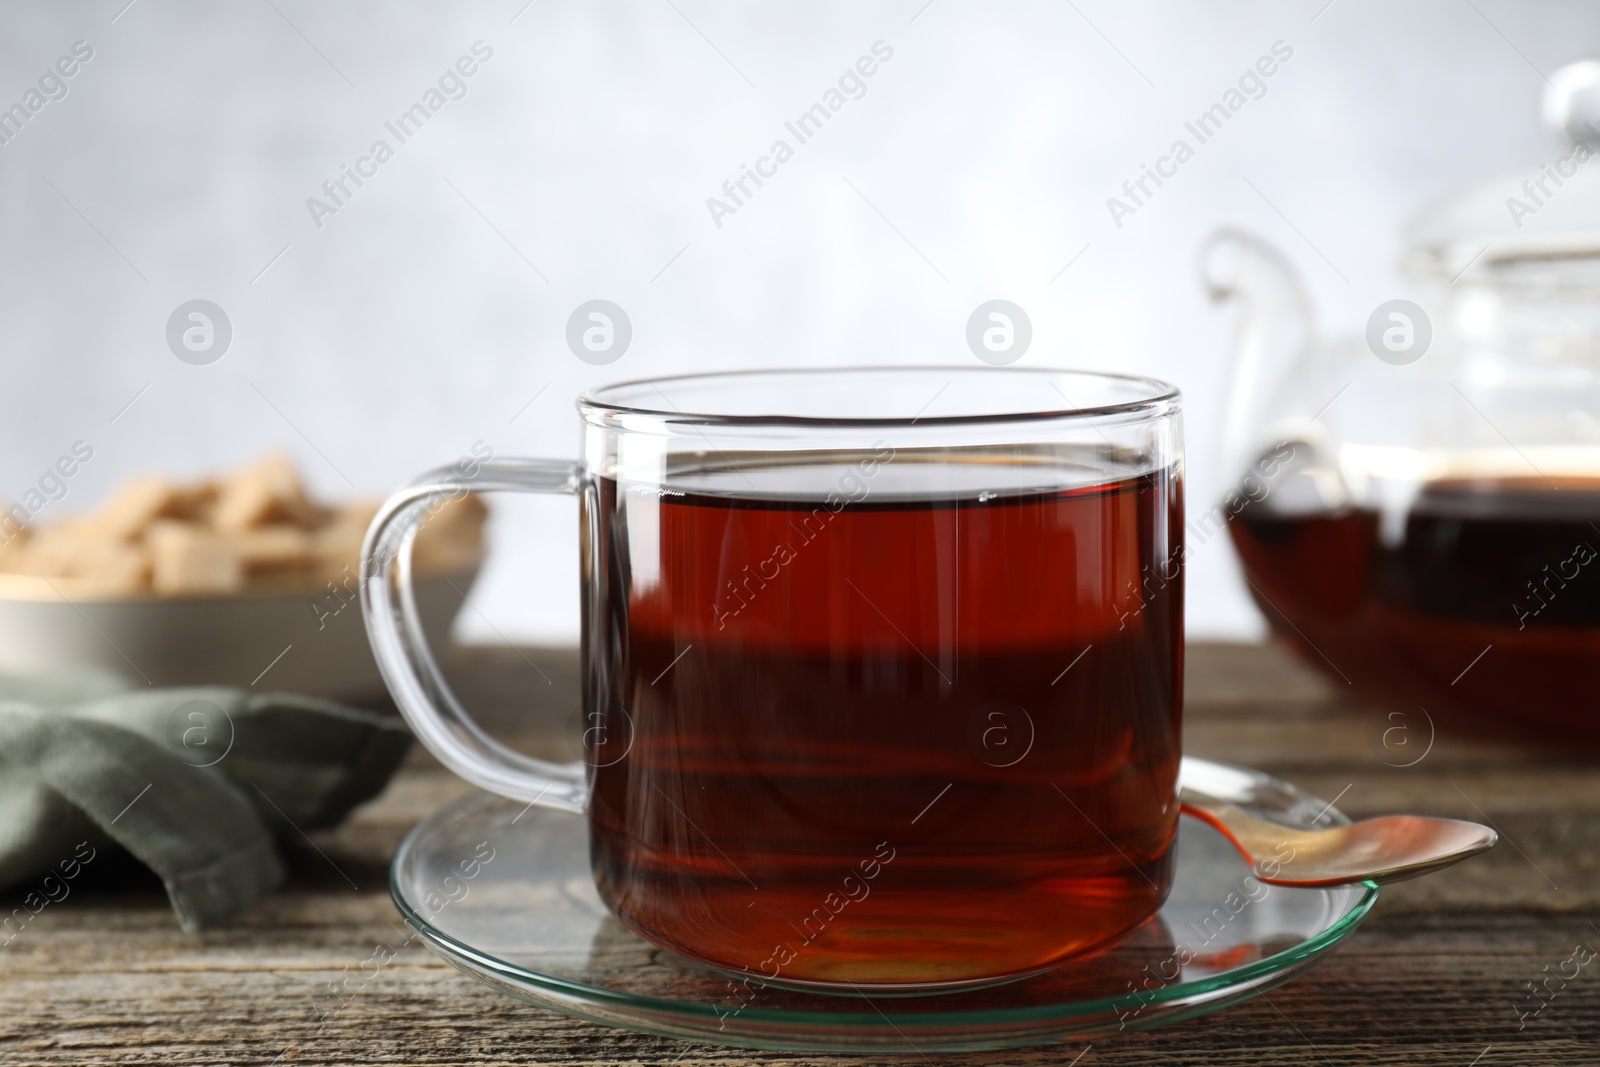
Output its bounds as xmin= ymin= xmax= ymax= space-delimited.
xmin=1403 ymin=60 xmax=1600 ymax=287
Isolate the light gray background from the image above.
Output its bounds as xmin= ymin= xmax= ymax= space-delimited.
xmin=0 ymin=0 xmax=1589 ymax=642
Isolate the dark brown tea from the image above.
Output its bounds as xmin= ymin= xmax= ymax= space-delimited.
xmin=583 ymin=455 xmax=1183 ymax=988
xmin=1231 ymin=476 xmax=1600 ymax=744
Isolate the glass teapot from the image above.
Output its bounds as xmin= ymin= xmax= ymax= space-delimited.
xmin=1204 ymin=60 xmax=1600 ymax=746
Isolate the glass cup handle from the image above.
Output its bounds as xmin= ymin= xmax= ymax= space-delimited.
xmin=361 ymin=458 xmax=588 ymax=814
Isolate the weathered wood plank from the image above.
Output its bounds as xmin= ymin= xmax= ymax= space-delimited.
xmin=0 ymin=642 xmax=1592 ymax=1065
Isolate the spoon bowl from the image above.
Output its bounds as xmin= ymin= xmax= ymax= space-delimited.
xmin=1180 ymin=787 xmax=1498 ymax=887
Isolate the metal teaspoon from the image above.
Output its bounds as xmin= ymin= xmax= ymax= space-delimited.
xmin=1180 ymin=786 xmax=1498 ymax=887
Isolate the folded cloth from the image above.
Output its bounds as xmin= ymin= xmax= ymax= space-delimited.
xmin=0 ymin=669 xmax=410 ymax=932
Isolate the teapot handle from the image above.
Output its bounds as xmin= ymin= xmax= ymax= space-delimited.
xmin=1200 ymin=228 xmax=1323 ymax=484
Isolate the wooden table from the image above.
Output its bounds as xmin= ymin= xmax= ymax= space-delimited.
xmin=3 ymin=642 xmax=1593 ymax=1065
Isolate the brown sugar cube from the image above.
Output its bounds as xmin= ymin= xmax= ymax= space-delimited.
xmin=89 ymin=476 xmax=185 ymax=542
xmin=0 ymin=514 xmax=31 ymax=568
xmin=211 ymin=476 xmax=279 ymax=533
xmin=0 ymin=541 xmax=27 ymax=575
xmin=11 ymin=521 xmax=96 ymax=577
xmin=334 ymin=499 xmax=380 ymax=531
xmin=147 ymin=520 xmax=243 ymax=594
xmin=0 ymin=505 xmax=31 ymax=549
xmin=168 ymin=480 xmax=221 ymax=524
xmin=213 ymin=455 xmax=322 ymax=532
xmin=67 ymin=540 xmax=152 ymax=594
xmin=423 ymin=493 xmax=487 ymax=542
xmin=230 ymin=525 xmax=316 ymax=577
xmin=313 ymin=521 xmax=365 ymax=568
xmin=310 ymin=500 xmax=379 ymax=567
xmin=232 ymin=524 xmax=311 ymax=565
xmin=413 ymin=493 xmax=488 ymax=573
xmin=239 ymin=454 xmax=301 ymax=496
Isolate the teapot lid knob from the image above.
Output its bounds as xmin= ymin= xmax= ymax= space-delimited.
xmin=1541 ymin=60 xmax=1600 ymax=152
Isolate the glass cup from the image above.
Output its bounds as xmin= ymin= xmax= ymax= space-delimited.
xmin=362 ymin=367 xmax=1185 ymax=994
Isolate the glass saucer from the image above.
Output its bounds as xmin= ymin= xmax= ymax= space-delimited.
xmin=391 ymin=757 xmax=1378 ymax=1052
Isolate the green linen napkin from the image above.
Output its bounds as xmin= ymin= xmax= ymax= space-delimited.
xmin=0 ymin=669 xmax=410 ymax=932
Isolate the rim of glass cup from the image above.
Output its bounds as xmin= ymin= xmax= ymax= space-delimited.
xmin=577 ymin=366 xmax=1181 ymax=431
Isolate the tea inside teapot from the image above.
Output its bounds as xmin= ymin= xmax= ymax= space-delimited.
xmin=1229 ymin=444 xmax=1600 ymax=744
